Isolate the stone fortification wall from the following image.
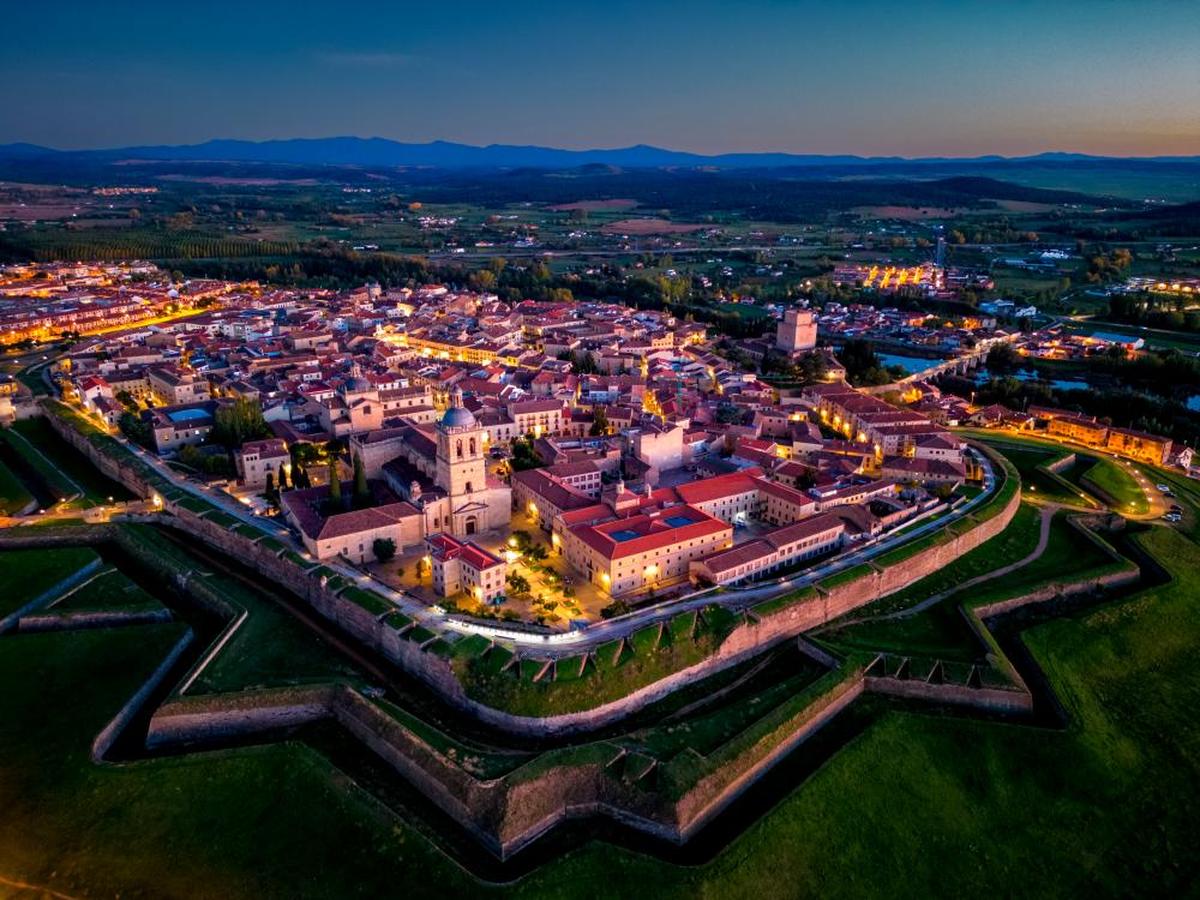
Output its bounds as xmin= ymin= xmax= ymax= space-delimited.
xmin=138 ymin=673 xmax=866 ymax=859
xmin=41 ymin=406 xmax=1023 ymax=734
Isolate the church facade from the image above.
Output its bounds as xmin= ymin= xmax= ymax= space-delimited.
xmin=351 ymin=386 xmax=511 ymax=537
xmin=288 ymin=388 xmax=513 ymax=563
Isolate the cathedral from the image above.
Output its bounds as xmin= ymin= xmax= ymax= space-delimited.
xmin=350 ymin=386 xmax=512 ymax=540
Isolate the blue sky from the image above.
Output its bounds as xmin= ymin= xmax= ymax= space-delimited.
xmin=4 ymin=0 xmax=1198 ymax=156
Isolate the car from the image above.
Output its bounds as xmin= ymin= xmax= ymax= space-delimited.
xmin=1157 ymin=484 xmax=1171 ymax=492
xmin=1170 ymin=504 xmax=1183 ymax=512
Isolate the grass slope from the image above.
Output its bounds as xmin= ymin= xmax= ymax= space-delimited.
xmin=0 ymin=527 xmax=1196 ymax=896
xmin=514 ymin=527 xmax=1200 ymax=898
xmin=0 ymin=624 xmax=480 ymax=899
xmin=0 ymin=546 xmax=97 ymax=617
xmin=1079 ymin=458 xmax=1149 ymax=515
xmin=0 ymin=456 xmax=33 ymax=515
xmin=822 ymin=509 xmax=1120 ymax=662
xmin=3 ymin=417 xmax=134 ymax=506
xmin=50 ymin=568 xmax=164 ymax=615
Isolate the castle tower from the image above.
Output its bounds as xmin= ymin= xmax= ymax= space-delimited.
xmin=776 ymin=308 xmax=818 ymax=354
xmin=435 ymin=387 xmax=487 ymax=498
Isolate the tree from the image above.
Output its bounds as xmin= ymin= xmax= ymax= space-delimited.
xmin=372 ymin=538 xmax=396 ymax=562
xmin=265 ymin=472 xmax=277 ymax=502
xmin=277 ymin=461 xmax=290 ymax=492
xmin=589 ymin=407 xmax=609 ymax=436
xmin=506 ymin=573 xmax=531 ymax=595
xmin=986 ymin=342 xmax=1022 ymax=373
xmin=510 ymin=435 xmax=543 ymax=472
xmin=352 ymin=453 xmax=370 ymax=508
xmin=117 ymin=411 xmax=153 ymax=449
xmin=328 ymin=458 xmax=343 ymax=509
xmin=600 ymin=598 xmax=631 ymax=619
xmin=211 ymin=398 xmax=269 ymax=450
xmin=469 ymin=269 xmax=497 ymax=292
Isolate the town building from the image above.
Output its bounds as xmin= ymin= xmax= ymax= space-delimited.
xmin=425 ymin=532 xmax=508 ymax=604
xmin=236 ymin=438 xmax=291 ymax=489
xmin=776 ymin=308 xmax=818 ymax=355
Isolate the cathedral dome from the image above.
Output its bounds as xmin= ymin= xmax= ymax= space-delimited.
xmin=440 ymin=405 xmax=477 ymax=429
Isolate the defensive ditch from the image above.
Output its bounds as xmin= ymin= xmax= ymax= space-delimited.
xmin=0 ymin=515 xmax=1167 ymax=880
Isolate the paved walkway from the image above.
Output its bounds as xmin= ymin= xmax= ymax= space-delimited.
xmin=97 ymin=419 xmax=1001 ymax=654
xmin=825 ymin=503 xmax=1057 ymax=630
xmin=959 ymin=426 xmax=1166 ymax=521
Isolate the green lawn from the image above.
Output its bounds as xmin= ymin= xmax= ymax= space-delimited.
xmin=454 ymin=605 xmax=742 ymax=717
xmin=49 ymin=568 xmax=165 ymax=615
xmin=0 ymin=456 xmax=34 ymax=515
xmin=966 ymin=512 xmax=1128 ymax=606
xmin=177 ymin=569 xmax=366 ymax=696
xmin=1079 ymin=458 xmax=1149 ymax=515
xmin=626 ymin=653 xmax=824 ymax=759
xmin=512 ymin=527 xmax=1200 ymax=899
xmin=988 ymin=445 xmax=1099 ymax=507
xmin=3 ymin=417 xmax=134 ymax=506
xmin=835 ymin=502 xmax=1043 ymax=622
xmin=964 ymin=429 xmax=1150 ymax=515
xmin=0 ymin=624 xmax=482 ymax=899
xmin=0 ymin=527 xmax=1199 ymax=895
xmin=823 ymin=510 xmax=1123 ymax=662
xmin=0 ymin=546 xmax=98 ymax=617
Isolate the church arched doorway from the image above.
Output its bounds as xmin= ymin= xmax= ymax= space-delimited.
xmin=465 ymin=517 xmax=477 ymax=535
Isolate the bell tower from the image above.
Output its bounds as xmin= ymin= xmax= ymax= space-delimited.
xmin=435 ymin=387 xmax=487 ymax=497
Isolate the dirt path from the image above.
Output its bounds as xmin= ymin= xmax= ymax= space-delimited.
xmin=0 ymin=874 xmax=81 ymax=900
xmin=829 ymin=504 xmax=1058 ymax=629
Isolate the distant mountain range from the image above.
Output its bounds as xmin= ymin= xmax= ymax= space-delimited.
xmin=2 ymin=137 xmax=1198 ymax=170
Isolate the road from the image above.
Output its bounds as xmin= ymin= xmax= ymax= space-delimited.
xmin=426 ymin=449 xmax=997 ymax=656
xmin=961 ymin=425 xmax=1167 ymax=521
xmin=821 ymin=503 xmax=1056 ymax=633
xmin=104 ymin=422 xmax=1000 ymax=656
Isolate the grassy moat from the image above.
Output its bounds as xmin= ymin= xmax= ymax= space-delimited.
xmin=0 ymin=433 xmax=1197 ymax=897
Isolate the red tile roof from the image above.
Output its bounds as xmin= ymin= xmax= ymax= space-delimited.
xmin=569 ymin=504 xmax=729 ymax=560
xmin=426 ymin=532 xmax=505 ymax=571
xmin=674 ymin=467 xmax=765 ymax=504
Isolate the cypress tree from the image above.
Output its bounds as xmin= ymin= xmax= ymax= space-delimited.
xmin=328 ymin=458 xmax=342 ymax=510
xmin=353 ymin=454 xmax=370 ymax=508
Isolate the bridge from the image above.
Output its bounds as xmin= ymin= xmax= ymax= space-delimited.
xmin=861 ymin=335 xmax=1017 ymax=395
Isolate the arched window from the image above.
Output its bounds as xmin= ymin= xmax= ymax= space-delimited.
xmin=465 ymin=481 xmax=473 ymax=493
xmin=469 ymin=438 xmax=476 ymax=456
xmin=456 ymin=439 xmax=463 ymax=459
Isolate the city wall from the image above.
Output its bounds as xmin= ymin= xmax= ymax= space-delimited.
xmin=140 ymin=670 xmax=867 ymax=859
xmin=19 ymin=411 xmax=1164 ymax=860
xmin=41 ymin=406 xmax=1020 ymax=735
xmin=455 ymin=474 xmax=1021 ymax=736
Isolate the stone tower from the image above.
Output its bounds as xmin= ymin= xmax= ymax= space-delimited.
xmin=776 ymin=307 xmax=818 ymax=354
xmin=435 ymin=387 xmax=487 ymax=497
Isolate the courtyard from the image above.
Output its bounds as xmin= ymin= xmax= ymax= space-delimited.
xmin=366 ymin=514 xmax=610 ymax=630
